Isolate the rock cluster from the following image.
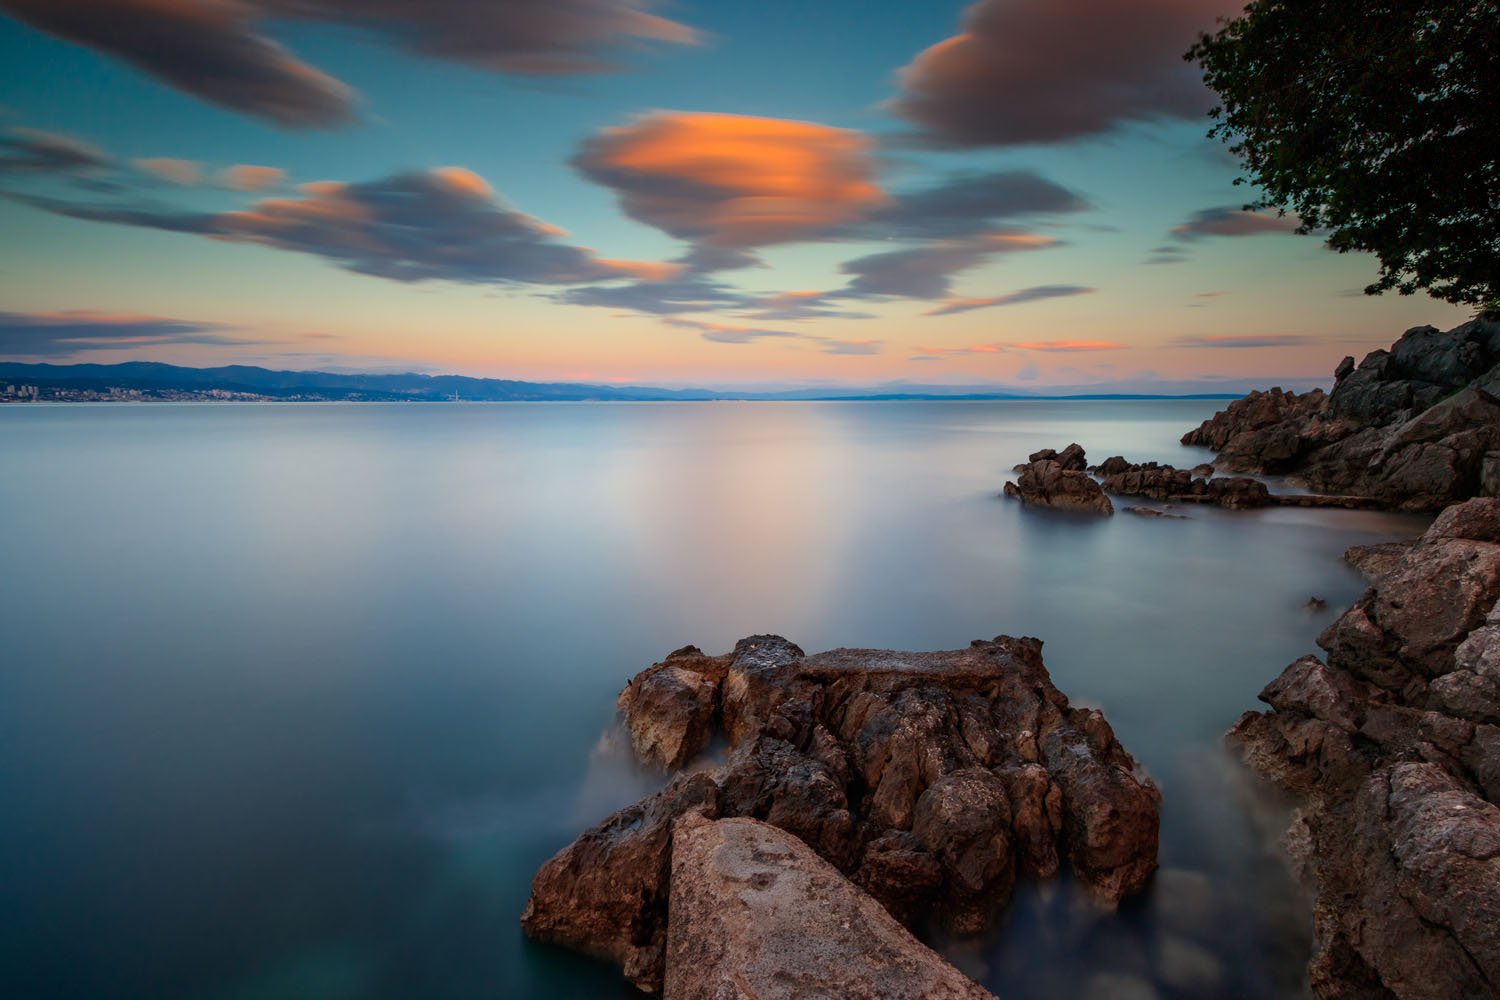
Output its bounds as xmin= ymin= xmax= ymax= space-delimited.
xmin=522 ymin=635 xmax=1161 ymax=993
xmin=1093 ymin=459 xmax=1274 ymax=509
xmin=1183 ymin=319 xmax=1500 ymax=510
xmin=1004 ymin=443 xmax=1114 ymax=515
xmin=664 ymin=815 xmax=996 ymax=1000
xmin=1228 ymin=497 xmax=1500 ymax=998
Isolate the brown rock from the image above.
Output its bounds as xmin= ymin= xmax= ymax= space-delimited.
xmin=1006 ymin=448 xmax=1114 ymax=515
xmin=663 ymin=815 xmax=996 ymax=1000
xmin=523 ymin=635 xmax=1161 ymax=990
xmin=1227 ymin=498 xmax=1500 ymax=998
xmin=619 ymin=656 xmax=722 ymax=770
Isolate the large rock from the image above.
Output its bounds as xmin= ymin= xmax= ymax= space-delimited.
xmin=618 ymin=645 xmax=725 ymax=770
xmin=524 ymin=634 xmax=1161 ymax=992
xmin=1005 ymin=444 xmax=1114 ymax=515
xmin=1227 ymin=498 xmax=1500 ymax=998
xmin=1183 ymin=320 xmax=1500 ymax=511
xmin=664 ymin=815 xmax=995 ymax=1000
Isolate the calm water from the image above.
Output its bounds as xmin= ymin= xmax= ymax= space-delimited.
xmin=0 ymin=402 xmax=1428 ymax=1000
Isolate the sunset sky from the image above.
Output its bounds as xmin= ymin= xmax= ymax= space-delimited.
xmin=0 ymin=0 xmax=1471 ymax=392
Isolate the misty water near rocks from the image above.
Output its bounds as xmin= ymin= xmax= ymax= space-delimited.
xmin=0 ymin=400 xmax=1428 ymax=999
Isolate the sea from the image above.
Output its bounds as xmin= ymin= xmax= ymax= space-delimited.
xmin=0 ymin=401 xmax=1430 ymax=999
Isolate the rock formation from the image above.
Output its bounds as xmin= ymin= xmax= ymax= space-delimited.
xmin=1227 ymin=497 xmax=1500 ymax=998
xmin=664 ymin=814 xmax=996 ymax=1000
xmin=522 ymin=635 xmax=1161 ymax=993
xmin=1004 ymin=444 xmax=1114 ymax=515
xmin=1183 ymin=319 xmax=1500 ymax=510
xmin=1095 ymin=460 xmax=1273 ymax=509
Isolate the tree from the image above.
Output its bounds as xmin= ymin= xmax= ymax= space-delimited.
xmin=1187 ymin=2 xmax=1499 ymax=308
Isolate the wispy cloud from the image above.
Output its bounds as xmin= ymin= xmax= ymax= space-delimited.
xmin=0 ymin=0 xmax=700 ymax=128
xmin=9 ymin=166 xmax=666 ymax=287
xmin=0 ymin=309 xmax=259 ymax=357
xmin=925 ymin=283 xmax=1094 ymax=316
xmin=1171 ymin=205 xmax=1303 ymax=240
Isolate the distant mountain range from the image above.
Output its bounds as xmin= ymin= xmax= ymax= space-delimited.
xmin=0 ymin=361 xmax=1246 ymax=402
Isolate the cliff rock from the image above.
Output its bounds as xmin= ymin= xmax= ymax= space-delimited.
xmin=1227 ymin=497 xmax=1500 ymax=998
xmin=1183 ymin=320 xmax=1500 ymax=510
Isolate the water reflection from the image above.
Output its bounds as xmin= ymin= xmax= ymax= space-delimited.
xmin=0 ymin=401 xmax=1424 ymax=999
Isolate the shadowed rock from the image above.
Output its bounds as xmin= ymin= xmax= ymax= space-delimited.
xmin=524 ymin=634 xmax=1161 ymax=992
xmin=664 ymin=815 xmax=996 ymax=1000
xmin=1227 ymin=497 xmax=1500 ymax=998
xmin=1183 ymin=320 xmax=1500 ymax=511
xmin=1005 ymin=444 xmax=1114 ymax=515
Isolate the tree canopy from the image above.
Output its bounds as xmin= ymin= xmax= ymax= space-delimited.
xmin=1188 ymin=1 xmax=1499 ymax=308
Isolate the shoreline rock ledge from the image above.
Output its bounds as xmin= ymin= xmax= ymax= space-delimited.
xmin=522 ymin=634 xmax=1161 ymax=994
xmin=1228 ymin=497 xmax=1500 ymax=998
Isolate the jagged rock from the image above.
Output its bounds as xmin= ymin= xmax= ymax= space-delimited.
xmin=1006 ymin=446 xmax=1113 ymax=515
xmin=1184 ymin=320 xmax=1500 ymax=511
xmin=1344 ymin=540 xmax=1417 ymax=583
xmin=617 ymin=645 xmax=724 ymax=769
xmin=1096 ymin=460 xmax=1272 ymax=509
xmin=524 ymin=635 xmax=1161 ymax=992
xmin=663 ymin=815 xmax=995 ymax=1000
xmin=1227 ymin=498 xmax=1500 ymax=998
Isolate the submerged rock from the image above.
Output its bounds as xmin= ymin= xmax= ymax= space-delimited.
xmin=523 ymin=634 xmax=1161 ymax=992
xmin=664 ymin=815 xmax=996 ymax=1000
xmin=1183 ymin=320 xmax=1500 ymax=511
xmin=1228 ymin=497 xmax=1500 ymax=998
xmin=1005 ymin=444 xmax=1114 ymax=515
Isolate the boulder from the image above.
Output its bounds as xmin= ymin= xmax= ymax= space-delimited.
xmin=663 ymin=815 xmax=996 ymax=1000
xmin=1227 ymin=498 xmax=1500 ymax=998
xmin=618 ymin=646 xmax=723 ymax=769
xmin=1005 ymin=447 xmax=1114 ymax=515
xmin=524 ymin=635 xmax=1161 ymax=992
xmin=1095 ymin=460 xmax=1272 ymax=509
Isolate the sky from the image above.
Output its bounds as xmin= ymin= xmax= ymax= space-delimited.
xmin=0 ymin=0 xmax=1472 ymax=393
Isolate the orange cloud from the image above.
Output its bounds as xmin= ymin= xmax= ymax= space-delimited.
xmin=133 ymin=157 xmax=201 ymax=185
xmin=574 ymin=111 xmax=886 ymax=249
xmin=1010 ymin=340 xmax=1125 ymax=352
xmin=219 ymin=164 xmax=287 ymax=191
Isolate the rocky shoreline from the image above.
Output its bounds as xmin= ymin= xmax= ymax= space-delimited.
xmin=521 ymin=635 xmax=1160 ymax=994
xmin=1228 ymin=498 xmax=1500 ymax=998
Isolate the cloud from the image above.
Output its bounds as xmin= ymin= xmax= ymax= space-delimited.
xmin=0 ymin=126 xmax=110 ymax=174
xmin=741 ymin=290 xmax=876 ymax=322
xmin=837 ymin=232 xmax=1056 ymax=300
xmin=574 ymin=111 xmax=886 ymax=253
xmin=1010 ymin=340 xmax=1126 ymax=352
xmin=849 ymin=170 xmax=1088 ymax=239
xmin=1170 ymin=333 xmax=1315 ymax=348
xmin=219 ymin=164 xmax=286 ymax=191
xmin=925 ymin=283 xmax=1095 ymax=316
xmin=133 ymin=157 xmax=201 ymax=185
xmin=1171 ymin=206 xmax=1304 ymax=239
xmin=661 ymin=317 xmax=882 ymax=355
xmin=0 ymin=0 xmax=699 ymax=128
xmin=0 ymin=309 xmax=254 ymax=357
xmin=10 ymin=166 xmax=664 ymax=286
xmin=1143 ymin=244 xmax=1190 ymax=265
xmin=662 ymin=317 xmax=798 ymax=344
xmin=557 ymin=275 xmax=745 ymax=314
xmin=888 ymin=0 xmax=1242 ymax=147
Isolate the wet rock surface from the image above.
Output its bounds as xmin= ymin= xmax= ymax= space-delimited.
xmin=1228 ymin=497 xmax=1500 ymax=998
xmin=1183 ymin=320 xmax=1500 ymax=511
xmin=1094 ymin=460 xmax=1274 ymax=509
xmin=523 ymin=634 xmax=1161 ymax=993
xmin=1004 ymin=443 xmax=1114 ymax=515
xmin=664 ymin=815 xmax=996 ymax=1000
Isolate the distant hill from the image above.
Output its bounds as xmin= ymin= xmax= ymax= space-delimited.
xmin=0 ymin=361 xmax=1243 ymax=402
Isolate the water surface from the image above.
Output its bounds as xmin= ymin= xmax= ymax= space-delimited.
xmin=0 ymin=401 xmax=1427 ymax=998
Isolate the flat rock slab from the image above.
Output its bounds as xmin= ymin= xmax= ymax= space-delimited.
xmin=665 ymin=815 xmax=995 ymax=1000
